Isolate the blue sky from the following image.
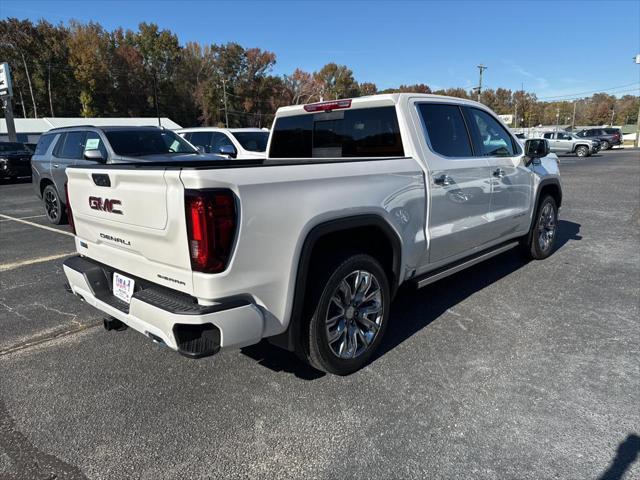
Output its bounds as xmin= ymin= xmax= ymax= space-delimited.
xmin=2 ymin=0 xmax=639 ymax=99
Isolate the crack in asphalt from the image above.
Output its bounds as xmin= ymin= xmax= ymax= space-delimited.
xmin=0 ymin=399 xmax=87 ymax=479
xmin=0 ymin=324 xmax=100 ymax=357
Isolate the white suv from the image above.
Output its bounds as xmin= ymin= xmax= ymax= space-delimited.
xmin=177 ymin=127 xmax=269 ymax=159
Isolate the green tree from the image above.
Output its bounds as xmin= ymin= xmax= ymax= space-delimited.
xmin=314 ymin=63 xmax=359 ymax=101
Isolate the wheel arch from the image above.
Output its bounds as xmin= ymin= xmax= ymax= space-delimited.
xmin=39 ymin=177 xmax=55 ymax=197
xmin=268 ymin=214 xmax=402 ymax=354
xmin=525 ymin=178 xmax=562 ymax=246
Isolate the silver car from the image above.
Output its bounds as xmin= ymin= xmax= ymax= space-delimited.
xmin=31 ymin=126 xmax=224 ymax=224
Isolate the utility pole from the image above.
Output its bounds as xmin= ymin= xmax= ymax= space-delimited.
xmin=571 ymin=100 xmax=577 ymax=131
xmin=476 ymin=64 xmax=487 ymax=103
xmin=555 ymin=107 xmax=560 ymax=132
xmin=2 ymin=97 xmax=17 ymax=142
xmin=635 ymin=54 xmax=640 ymax=147
xmin=0 ymin=62 xmax=17 ymax=142
xmin=222 ymin=78 xmax=229 ymax=128
xmin=610 ymin=106 xmax=615 ymax=126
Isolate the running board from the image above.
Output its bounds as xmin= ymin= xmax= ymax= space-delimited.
xmin=412 ymin=241 xmax=519 ymax=289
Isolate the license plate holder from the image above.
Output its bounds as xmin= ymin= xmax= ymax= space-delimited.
xmin=113 ymin=272 xmax=135 ymax=304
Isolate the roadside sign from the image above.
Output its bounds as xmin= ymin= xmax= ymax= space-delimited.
xmin=0 ymin=62 xmax=13 ymax=97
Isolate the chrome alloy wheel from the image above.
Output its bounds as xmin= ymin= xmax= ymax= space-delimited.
xmin=44 ymin=189 xmax=59 ymax=221
xmin=537 ymin=202 xmax=556 ymax=252
xmin=325 ymin=270 xmax=384 ymax=359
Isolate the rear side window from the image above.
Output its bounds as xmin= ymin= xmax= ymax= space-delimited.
xmin=34 ymin=134 xmax=55 ymax=155
xmin=543 ymin=133 xmax=553 ymax=139
xmin=269 ymin=106 xmax=403 ymax=158
xmin=56 ymin=131 xmax=86 ymax=159
xmin=418 ymin=104 xmax=473 ymax=157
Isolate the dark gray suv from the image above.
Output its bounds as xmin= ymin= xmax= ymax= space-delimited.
xmin=31 ymin=126 xmax=223 ymax=224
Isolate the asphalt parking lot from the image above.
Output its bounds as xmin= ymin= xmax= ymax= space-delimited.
xmin=1 ymin=149 xmax=638 ymax=480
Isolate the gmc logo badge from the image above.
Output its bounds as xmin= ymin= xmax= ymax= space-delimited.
xmin=89 ymin=196 xmax=123 ymax=215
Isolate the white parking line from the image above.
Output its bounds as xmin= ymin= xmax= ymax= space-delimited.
xmin=0 ymin=214 xmax=46 ymax=222
xmin=0 ymin=213 xmax=74 ymax=237
xmin=0 ymin=252 xmax=74 ymax=272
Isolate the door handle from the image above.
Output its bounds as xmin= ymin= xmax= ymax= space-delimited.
xmin=493 ymin=168 xmax=505 ymax=178
xmin=433 ymin=174 xmax=453 ymax=186
xmin=52 ymin=164 xmax=60 ymax=168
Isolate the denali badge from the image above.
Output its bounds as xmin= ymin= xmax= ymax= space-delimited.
xmin=89 ymin=196 xmax=123 ymax=215
xmin=99 ymin=233 xmax=131 ymax=246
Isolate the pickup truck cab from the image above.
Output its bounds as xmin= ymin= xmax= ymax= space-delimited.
xmin=63 ymin=94 xmax=561 ymax=375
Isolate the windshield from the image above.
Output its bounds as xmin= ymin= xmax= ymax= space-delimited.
xmin=0 ymin=142 xmax=27 ymax=153
xmin=231 ymin=131 xmax=269 ymax=152
xmin=105 ymin=130 xmax=197 ymax=156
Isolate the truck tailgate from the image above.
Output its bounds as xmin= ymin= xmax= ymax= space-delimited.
xmin=66 ymin=167 xmax=194 ymax=293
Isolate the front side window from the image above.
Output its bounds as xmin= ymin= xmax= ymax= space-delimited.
xmin=83 ymin=132 xmax=108 ymax=159
xmin=558 ymin=133 xmax=572 ymax=140
xmin=417 ymin=103 xmax=473 ymax=157
xmin=468 ymin=108 xmax=516 ymax=157
xmin=269 ymin=106 xmax=403 ymax=158
xmin=104 ymin=129 xmax=197 ymax=156
xmin=231 ymin=131 xmax=269 ymax=152
xmin=188 ymin=132 xmax=213 ymax=151
xmin=59 ymin=131 xmax=87 ymax=159
xmin=211 ymin=133 xmax=235 ymax=151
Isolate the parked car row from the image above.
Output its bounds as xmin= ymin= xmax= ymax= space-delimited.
xmin=575 ymin=127 xmax=623 ymax=150
xmin=514 ymin=126 xmax=623 ymax=158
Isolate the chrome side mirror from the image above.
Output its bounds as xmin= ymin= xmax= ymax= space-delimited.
xmin=84 ymin=149 xmax=106 ymax=162
xmin=218 ymin=145 xmax=237 ymax=158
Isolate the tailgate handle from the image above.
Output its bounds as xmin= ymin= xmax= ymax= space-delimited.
xmin=92 ymin=174 xmax=111 ymax=187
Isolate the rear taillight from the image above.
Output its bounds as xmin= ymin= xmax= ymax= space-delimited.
xmin=64 ymin=183 xmax=76 ymax=235
xmin=185 ymin=189 xmax=237 ymax=273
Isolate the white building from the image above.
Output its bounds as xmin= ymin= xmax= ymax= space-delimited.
xmin=0 ymin=117 xmax=182 ymax=143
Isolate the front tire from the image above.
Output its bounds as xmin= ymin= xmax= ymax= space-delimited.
xmin=575 ymin=145 xmax=589 ymax=157
xmin=43 ymin=184 xmax=67 ymax=225
xmin=521 ymin=195 xmax=558 ymax=260
xmin=305 ymin=253 xmax=390 ymax=375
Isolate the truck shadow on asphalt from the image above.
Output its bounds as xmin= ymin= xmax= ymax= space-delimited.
xmin=242 ymin=220 xmax=582 ymax=380
xmin=597 ymin=433 xmax=640 ymax=480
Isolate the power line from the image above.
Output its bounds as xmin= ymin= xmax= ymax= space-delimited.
xmin=537 ymin=82 xmax=640 ymax=100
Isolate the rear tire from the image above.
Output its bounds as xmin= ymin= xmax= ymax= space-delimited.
xmin=304 ymin=253 xmax=390 ymax=375
xmin=575 ymin=145 xmax=589 ymax=157
xmin=600 ymin=140 xmax=610 ymax=150
xmin=43 ymin=184 xmax=67 ymax=225
xmin=521 ymin=195 xmax=558 ymax=260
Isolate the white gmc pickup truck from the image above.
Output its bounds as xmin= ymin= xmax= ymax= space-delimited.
xmin=63 ymin=94 xmax=561 ymax=375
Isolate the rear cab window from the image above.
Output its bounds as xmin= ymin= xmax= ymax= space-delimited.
xmin=269 ymin=106 xmax=404 ymax=158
